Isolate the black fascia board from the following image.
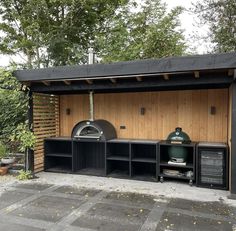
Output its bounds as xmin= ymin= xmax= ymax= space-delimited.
xmin=14 ymin=52 xmax=236 ymax=82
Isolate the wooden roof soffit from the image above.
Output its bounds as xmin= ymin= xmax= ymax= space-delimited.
xmin=64 ymin=80 xmax=71 ymax=85
xmin=86 ymin=79 xmax=93 ymax=84
xmin=136 ymin=76 xmax=142 ymax=82
xmin=194 ymin=71 xmax=200 ymax=78
xmin=163 ymin=74 xmax=169 ymax=80
xmin=42 ymin=81 xmax=50 ymax=86
xmin=110 ymin=78 xmax=117 ymax=84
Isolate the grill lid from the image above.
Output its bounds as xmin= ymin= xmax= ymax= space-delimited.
xmin=167 ymin=127 xmax=191 ymax=144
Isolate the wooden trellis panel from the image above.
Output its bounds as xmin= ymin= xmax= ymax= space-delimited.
xmin=33 ymin=93 xmax=59 ymax=172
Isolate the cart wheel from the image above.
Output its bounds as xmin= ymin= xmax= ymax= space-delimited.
xmin=189 ymin=179 xmax=193 ymax=186
xmin=160 ymin=176 xmax=164 ymax=183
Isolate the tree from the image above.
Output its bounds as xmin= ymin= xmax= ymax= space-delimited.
xmin=193 ymin=0 xmax=236 ymax=52
xmin=0 ymin=0 xmax=128 ymax=68
xmin=96 ymin=0 xmax=186 ymax=62
xmin=0 ymin=68 xmax=28 ymax=151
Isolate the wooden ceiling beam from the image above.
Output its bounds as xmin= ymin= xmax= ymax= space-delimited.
xmin=163 ymin=74 xmax=169 ymax=80
xmin=64 ymin=80 xmax=71 ymax=85
xmin=110 ymin=78 xmax=117 ymax=84
xmin=136 ymin=76 xmax=142 ymax=82
xmin=42 ymin=81 xmax=50 ymax=86
xmin=86 ymin=79 xmax=93 ymax=84
xmin=194 ymin=71 xmax=200 ymax=78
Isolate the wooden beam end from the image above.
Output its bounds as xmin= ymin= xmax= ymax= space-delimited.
xmin=86 ymin=79 xmax=93 ymax=84
xmin=163 ymin=74 xmax=169 ymax=80
xmin=194 ymin=71 xmax=200 ymax=78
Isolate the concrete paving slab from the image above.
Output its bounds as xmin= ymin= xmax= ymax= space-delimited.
xmin=15 ymin=183 xmax=53 ymax=191
xmin=54 ymin=186 xmax=101 ymax=197
xmin=0 ymin=190 xmax=33 ymax=210
xmin=10 ymin=195 xmax=84 ymax=222
xmin=0 ymin=222 xmax=45 ymax=231
xmin=157 ymin=211 xmax=233 ymax=231
xmin=105 ymin=191 xmax=156 ymax=208
xmin=72 ymin=215 xmax=141 ymax=231
xmin=85 ymin=202 xmax=150 ymax=224
xmin=1 ymin=172 xmax=236 ymax=231
xmin=168 ymin=198 xmax=236 ymax=218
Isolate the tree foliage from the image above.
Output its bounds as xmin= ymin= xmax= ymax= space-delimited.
xmin=0 ymin=0 xmax=186 ymax=66
xmin=96 ymin=0 xmax=186 ymax=62
xmin=0 ymin=0 xmax=128 ymax=67
xmin=194 ymin=0 xmax=236 ymax=52
xmin=0 ymin=68 xmax=28 ymax=151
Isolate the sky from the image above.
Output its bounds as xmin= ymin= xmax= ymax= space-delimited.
xmin=165 ymin=0 xmax=211 ymax=54
xmin=0 ymin=0 xmax=209 ymax=67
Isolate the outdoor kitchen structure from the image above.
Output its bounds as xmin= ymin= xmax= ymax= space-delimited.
xmin=13 ymin=52 xmax=236 ymax=195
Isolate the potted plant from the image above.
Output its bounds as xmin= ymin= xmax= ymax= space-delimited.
xmin=10 ymin=122 xmax=36 ymax=175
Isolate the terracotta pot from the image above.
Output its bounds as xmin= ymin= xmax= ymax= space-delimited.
xmin=0 ymin=167 xmax=8 ymax=175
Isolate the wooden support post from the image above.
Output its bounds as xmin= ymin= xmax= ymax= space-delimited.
xmin=194 ymin=71 xmax=200 ymax=78
xmin=110 ymin=78 xmax=117 ymax=84
xmin=136 ymin=76 xmax=142 ymax=82
xmin=64 ymin=80 xmax=71 ymax=85
xmin=86 ymin=79 xmax=93 ymax=84
xmin=163 ymin=74 xmax=169 ymax=80
xmin=27 ymin=90 xmax=34 ymax=173
xmin=42 ymin=81 xmax=50 ymax=86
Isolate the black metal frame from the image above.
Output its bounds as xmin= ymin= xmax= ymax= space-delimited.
xmin=231 ymin=81 xmax=236 ymax=194
xmin=26 ymin=90 xmax=34 ymax=172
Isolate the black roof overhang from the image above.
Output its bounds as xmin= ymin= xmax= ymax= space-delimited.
xmin=29 ymin=71 xmax=234 ymax=94
xmin=13 ymin=52 xmax=236 ymax=94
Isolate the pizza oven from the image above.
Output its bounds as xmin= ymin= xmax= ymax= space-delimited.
xmin=71 ymin=119 xmax=117 ymax=141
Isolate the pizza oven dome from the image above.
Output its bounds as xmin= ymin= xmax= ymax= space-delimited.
xmin=71 ymin=119 xmax=117 ymax=141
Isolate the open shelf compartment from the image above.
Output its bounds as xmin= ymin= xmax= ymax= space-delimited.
xmin=45 ymin=156 xmax=72 ymax=173
xmin=45 ymin=139 xmax=72 ymax=157
xmin=131 ymin=143 xmax=157 ymax=163
xmin=106 ymin=160 xmax=130 ymax=178
xmin=73 ymin=141 xmax=105 ymax=175
xmin=159 ymin=144 xmax=194 ymax=167
xmin=131 ymin=162 xmax=157 ymax=181
xmin=106 ymin=141 xmax=130 ymax=161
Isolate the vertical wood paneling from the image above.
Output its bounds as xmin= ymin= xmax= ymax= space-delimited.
xmin=59 ymin=95 xmax=89 ymax=136
xmin=59 ymin=89 xmax=229 ymax=142
xmin=33 ymin=93 xmax=60 ymax=172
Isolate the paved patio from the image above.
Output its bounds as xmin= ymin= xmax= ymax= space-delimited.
xmin=0 ymin=172 xmax=235 ymax=231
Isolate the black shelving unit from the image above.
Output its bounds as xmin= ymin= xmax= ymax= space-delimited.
xmin=44 ymin=137 xmax=72 ymax=173
xmin=44 ymin=137 xmax=160 ymax=181
xmin=158 ymin=141 xmax=196 ymax=185
xmin=106 ymin=139 xmax=130 ymax=177
xmin=73 ymin=140 xmax=106 ymax=176
xmin=130 ymin=140 xmax=158 ymax=181
xmin=196 ymin=142 xmax=228 ymax=190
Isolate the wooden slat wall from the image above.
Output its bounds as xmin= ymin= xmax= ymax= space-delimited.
xmin=33 ymin=93 xmax=59 ymax=172
xmin=60 ymin=89 xmax=229 ymax=142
